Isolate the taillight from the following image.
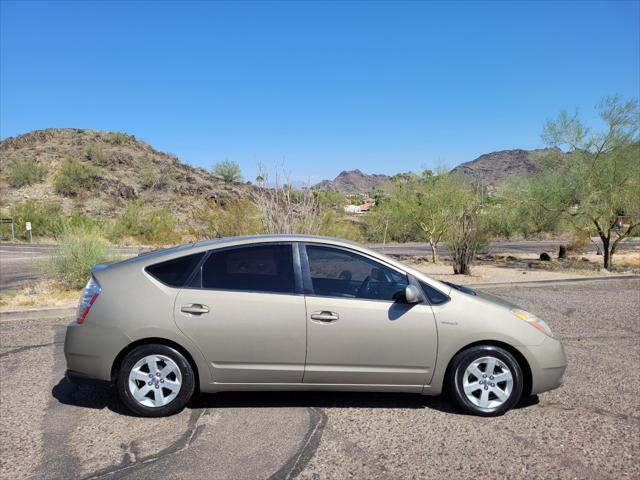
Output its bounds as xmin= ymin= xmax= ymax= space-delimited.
xmin=76 ymin=276 xmax=101 ymax=324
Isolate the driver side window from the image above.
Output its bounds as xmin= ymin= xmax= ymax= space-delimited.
xmin=305 ymin=245 xmax=408 ymax=301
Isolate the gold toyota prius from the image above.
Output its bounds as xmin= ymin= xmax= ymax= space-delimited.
xmin=64 ymin=235 xmax=566 ymax=417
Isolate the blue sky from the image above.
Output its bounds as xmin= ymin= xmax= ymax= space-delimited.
xmin=1 ymin=1 xmax=638 ymax=183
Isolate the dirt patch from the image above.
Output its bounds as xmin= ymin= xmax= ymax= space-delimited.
xmin=0 ymin=280 xmax=80 ymax=309
xmin=408 ymin=250 xmax=639 ymax=285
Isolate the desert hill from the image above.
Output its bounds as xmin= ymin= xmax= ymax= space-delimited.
xmin=0 ymin=128 xmax=251 ymax=217
xmin=450 ymin=147 xmax=563 ymax=186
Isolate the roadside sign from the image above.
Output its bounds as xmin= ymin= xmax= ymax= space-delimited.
xmin=0 ymin=218 xmax=15 ymax=241
xmin=26 ymin=222 xmax=32 ymax=231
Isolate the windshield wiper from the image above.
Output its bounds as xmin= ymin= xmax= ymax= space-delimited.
xmin=443 ymin=281 xmax=477 ymax=296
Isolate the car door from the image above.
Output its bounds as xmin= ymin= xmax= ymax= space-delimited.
xmin=301 ymin=244 xmax=438 ymax=386
xmin=174 ymin=243 xmax=307 ymax=384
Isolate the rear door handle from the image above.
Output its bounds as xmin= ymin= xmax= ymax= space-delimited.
xmin=181 ymin=304 xmax=210 ymax=315
xmin=310 ymin=311 xmax=339 ymax=322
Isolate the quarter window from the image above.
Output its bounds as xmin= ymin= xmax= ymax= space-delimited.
xmin=146 ymin=252 xmax=205 ymax=288
xmin=420 ymin=281 xmax=450 ymax=305
xmin=201 ymin=244 xmax=295 ymax=294
xmin=305 ymin=245 xmax=408 ymax=301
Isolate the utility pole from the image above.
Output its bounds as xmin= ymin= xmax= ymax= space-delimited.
xmin=382 ymin=214 xmax=390 ymax=252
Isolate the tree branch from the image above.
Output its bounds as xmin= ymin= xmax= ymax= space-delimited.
xmin=611 ymin=222 xmax=639 ymax=255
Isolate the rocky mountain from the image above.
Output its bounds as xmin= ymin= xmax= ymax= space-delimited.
xmin=450 ymin=148 xmax=562 ymax=186
xmin=0 ymin=128 xmax=251 ymax=217
xmin=313 ymin=169 xmax=392 ymax=193
xmin=313 ymin=148 xmax=562 ymax=194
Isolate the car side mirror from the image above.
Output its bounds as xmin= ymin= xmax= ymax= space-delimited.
xmin=404 ymin=285 xmax=423 ymax=304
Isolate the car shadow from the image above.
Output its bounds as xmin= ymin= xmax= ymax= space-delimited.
xmin=52 ymin=376 xmax=539 ymax=417
xmin=189 ymin=390 xmax=539 ymax=415
xmin=51 ymin=377 xmax=135 ymax=416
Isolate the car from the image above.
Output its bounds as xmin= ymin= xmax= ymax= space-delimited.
xmin=64 ymin=234 xmax=566 ymax=417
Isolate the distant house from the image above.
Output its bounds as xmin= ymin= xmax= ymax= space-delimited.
xmin=344 ymin=204 xmax=363 ymax=214
xmin=343 ymin=198 xmax=375 ymax=215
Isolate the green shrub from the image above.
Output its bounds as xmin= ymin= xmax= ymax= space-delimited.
xmin=109 ymin=201 xmax=180 ymax=244
xmin=53 ymin=212 xmax=102 ymax=238
xmin=190 ymin=199 xmax=263 ymax=239
xmin=9 ymin=200 xmax=64 ymax=240
xmin=7 ymin=158 xmax=48 ymax=187
xmin=54 ymin=158 xmax=101 ymax=196
xmin=85 ymin=143 xmax=108 ymax=165
xmin=7 ymin=200 xmax=101 ymax=240
xmin=212 ymin=160 xmax=242 ymax=182
xmin=138 ymin=157 xmax=173 ymax=190
xmin=105 ymin=132 xmax=129 ymax=145
xmin=318 ymin=210 xmax=365 ymax=242
xmin=143 ymin=209 xmax=179 ymax=244
xmin=46 ymin=226 xmax=113 ymax=289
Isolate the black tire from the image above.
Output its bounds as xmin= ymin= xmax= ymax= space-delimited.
xmin=448 ymin=345 xmax=523 ymax=417
xmin=117 ymin=344 xmax=196 ymax=417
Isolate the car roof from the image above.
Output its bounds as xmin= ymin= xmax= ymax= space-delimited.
xmin=113 ymin=234 xmax=362 ymax=268
xmin=191 ymin=234 xmax=362 ymax=249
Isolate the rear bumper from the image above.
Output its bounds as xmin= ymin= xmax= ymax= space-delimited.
xmin=65 ymin=369 xmax=111 ymax=387
xmin=64 ymin=320 xmax=130 ymax=382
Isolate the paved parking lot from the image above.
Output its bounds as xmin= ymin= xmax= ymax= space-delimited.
xmin=1 ymin=278 xmax=638 ymax=479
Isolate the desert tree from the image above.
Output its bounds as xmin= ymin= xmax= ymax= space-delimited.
xmin=446 ymin=189 xmax=487 ymax=275
xmin=528 ymin=97 xmax=640 ymax=269
xmin=411 ymin=170 xmax=468 ymax=263
xmin=368 ymin=170 xmax=466 ymax=262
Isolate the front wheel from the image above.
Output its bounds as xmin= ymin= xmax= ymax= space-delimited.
xmin=117 ymin=344 xmax=196 ymax=417
xmin=449 ymin=345 xmax=523 ymax=416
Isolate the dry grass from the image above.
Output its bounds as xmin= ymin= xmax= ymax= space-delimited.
xmin=0 ymin=280 xmax=80 ymax=309
xmin=610 ymin=251 xmax=640 ymax=269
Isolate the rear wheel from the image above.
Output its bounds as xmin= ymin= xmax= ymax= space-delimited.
xmin=117 ymin=344 xmax=195 ymax=417
xmin=449 ymin=345 xmax=523 ymax=416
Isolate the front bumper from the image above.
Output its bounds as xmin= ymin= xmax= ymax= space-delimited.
xmin=520 ymin=336 xmax=567 ymax=395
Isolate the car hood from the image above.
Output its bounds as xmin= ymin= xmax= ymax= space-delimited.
xmin=473 ymin=289 xmax=521 ymax=311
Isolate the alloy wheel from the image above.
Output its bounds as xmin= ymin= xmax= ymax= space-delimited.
xmin=128 ymin=354 xmax=183 ymax=408
xmin=462 ymin=356 xmax=514 ymax=409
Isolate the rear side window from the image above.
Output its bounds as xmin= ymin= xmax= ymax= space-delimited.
xmin=201 ymin=244 xmax=295 ymax=294
xmin=146 ymin=252 xmax=204 ymax=287
xmin=420 ymin=281 xmax=450 ymax=305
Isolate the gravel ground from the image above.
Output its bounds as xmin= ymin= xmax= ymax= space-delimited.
xmin=0 ymin=278 xmax=638 ymax=480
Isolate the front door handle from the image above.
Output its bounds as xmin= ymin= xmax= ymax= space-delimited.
xmin=181 ymin=304 xmax=210 ymax=315
xmin=310 ymin=311 xmax=339 ymax=322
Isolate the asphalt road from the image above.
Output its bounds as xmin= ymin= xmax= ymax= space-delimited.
xmin=2 ymin=239 xmax=639 ymax=292
xmin=1 ymin=278 xmax=638 ymax=479
xmin=0 ymin=244 xmax=145 ymax=292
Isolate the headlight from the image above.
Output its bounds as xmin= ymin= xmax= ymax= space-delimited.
xmin=511 ymin=308 xmax=554 ymax=337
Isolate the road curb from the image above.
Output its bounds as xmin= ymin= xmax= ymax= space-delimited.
xmin=0 ymin=306 xmax=76 ymax=322
xmin=472 ymin=274 xmax=640 ymax=288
